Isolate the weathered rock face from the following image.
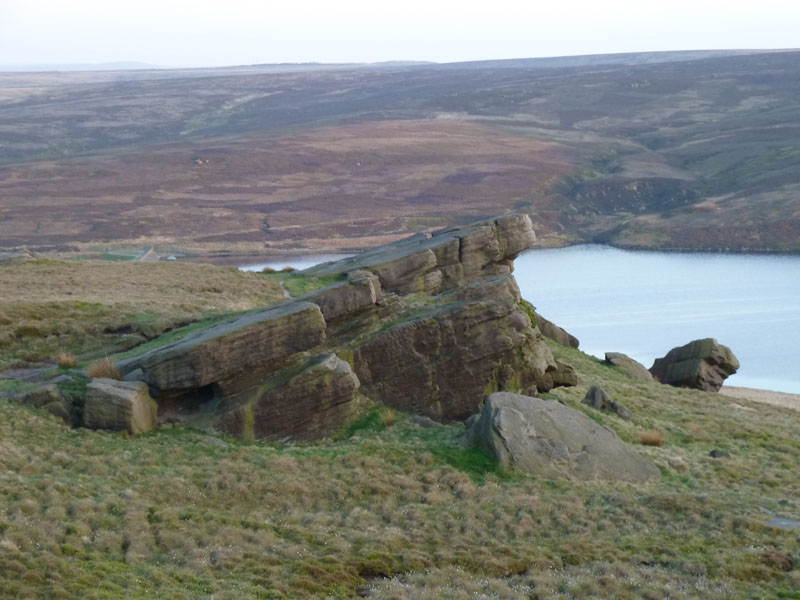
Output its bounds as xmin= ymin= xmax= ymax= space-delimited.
xmin=649 ymin=338 xmax=739 ymax=392
xmin=465 ymin=392 xmax=658 ymax=483
xmin=535 ymin=312 xmax=580 ymax=348
xmin=84 ymin=379 xmax=158 ymax=434
xmin=548 ymin=360 xmax=579 ymax=388
xmin=116 ymin=214 xmax=576 ymax=440
xmin=353 ymin=276 xmax=557 ymax=421
xmin=605 ymin=352 xmax=653 ymax=382
xmin=216 ymin=354 xmax=361 ymax=441
xmin=302 ymin=214 xmax=536 ymax=295
xmin=118 ymin=301 xmax=326 ymax=391
xmin=308 ymin=270 xmax=382 ymax=323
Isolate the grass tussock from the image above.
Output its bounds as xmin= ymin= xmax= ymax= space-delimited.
xmin=87 ymin=357 xmax=122 ymax=380
xmin=56 ymin=352 xmax=77 ymax=368
xmin=379 ymin=407 xmax=395 ymax=428
xmin=639 ymin=430 xmax=664 ymax=447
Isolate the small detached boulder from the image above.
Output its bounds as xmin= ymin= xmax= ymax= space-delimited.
xmin=16 ymin=384 xmax=72 ymax=424
xmin=581 ymin=385 xmax=633 ymax=420
xmin=16 ymin=384 xmax=62 ymax=408
xmin=465 ymin=392 xmax=658 ymax=483
xmin=535 ymin=311 xmax=579 ymax=348
xmin=84 ymin=379 xmax=158 ymax=435
xmin=605 ymin=352 xmax=653 ymax=382
xmin=649 ymin=338 xmax=739 ymax=392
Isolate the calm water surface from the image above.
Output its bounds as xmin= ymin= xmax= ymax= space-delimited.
xmin=240 ymin=254 xmax=353 ymax=272
xmin=515 ymin=245 xmax=800 ymax=393
xmin=242 ymin=245 xmax=800 ymax=393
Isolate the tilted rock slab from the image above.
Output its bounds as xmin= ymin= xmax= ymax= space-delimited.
xmin=649 ymin=338 xmax=739 ymax=392
xmin=85 ymin=379 xmax=158 ymax=434
xmin=118 ymin=301 xmax=326 ymax=390
xmin=466 ymin=392 xmax=658 ymax=482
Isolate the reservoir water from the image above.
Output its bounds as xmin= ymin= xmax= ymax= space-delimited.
xmin=241 ymin=245 xmax=800 ymax=393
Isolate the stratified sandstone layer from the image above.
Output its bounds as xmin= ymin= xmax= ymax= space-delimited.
xmin=116 ymin=214 xmax=575 ymax=440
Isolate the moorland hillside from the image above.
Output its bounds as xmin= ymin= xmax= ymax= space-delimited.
xmin=1 ymin=50 xmax=799 ymax=254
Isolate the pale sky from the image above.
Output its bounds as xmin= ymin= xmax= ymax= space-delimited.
xmin=1 ymin=0 xmax=798 ymax=67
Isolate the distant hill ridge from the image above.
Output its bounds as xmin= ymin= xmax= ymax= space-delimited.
xmin=1 ymin=48 xmax=799 ymax=254
xmin=2 ymin=49 xmax=794 ymax=74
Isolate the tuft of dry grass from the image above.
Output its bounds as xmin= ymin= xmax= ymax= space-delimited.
xmin=56 ymin=352 xmax=77 ymax=368
xmin=281 ymin=266 xmax=297 ymax=273
xmin=87 ymin=357 xmax=122 ymax=380
xmin=379 ymin=407 xmax=395 ymax=427
xmin=261 ymin=266 xmax=276 ymax=273
xmin=638 ymin=430 xmax=664 ymax=447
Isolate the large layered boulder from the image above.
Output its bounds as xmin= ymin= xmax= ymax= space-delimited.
xmin=84 ymin=379 xmax=158 ymax=434
xmin=465 ymin=392 xmax=658 ymax=482
xmin=649 ymin=338 xmax=739 ymax=392
xmin=115 ymin=214 xmax=576 ymax=440
xmin=605 ymin=352 xmax=653 ymax=382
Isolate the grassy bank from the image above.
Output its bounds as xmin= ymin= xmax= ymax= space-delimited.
xmin=0 ymin=258 xmax=284 ymax=369
xmin=1 ymin=338 xmax=798 ymax=598
xmin=1 ymin=260 xmax=797 ymax=598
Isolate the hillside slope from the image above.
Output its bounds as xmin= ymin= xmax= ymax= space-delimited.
xmin=1 ymin=50 xmax=799 ymax=253
xmin=1 ymin=246 xmax=799 ymax=598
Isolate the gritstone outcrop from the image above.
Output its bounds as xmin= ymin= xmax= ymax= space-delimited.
xmin=116 ymin=215 xmax=576 ymax=440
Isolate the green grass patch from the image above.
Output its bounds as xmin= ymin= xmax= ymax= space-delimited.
xmin=109 ymin=309 xmax=254 ymax=361
xmin=263 ymin=272 xmax=345 ymax=297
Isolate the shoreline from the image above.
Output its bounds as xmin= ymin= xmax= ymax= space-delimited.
xmin=720 ymin=385 xmax=800 ymax=412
